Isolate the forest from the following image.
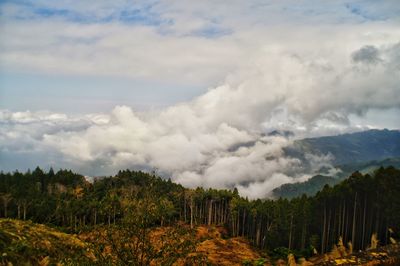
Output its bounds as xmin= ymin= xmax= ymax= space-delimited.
xmin=0 ymin=166 xmax=399 ymax=263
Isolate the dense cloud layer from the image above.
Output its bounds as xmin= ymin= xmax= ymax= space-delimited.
xmin=1 ymin=1 xmax=400 ymax=198
xmin=1 ymin=42 xmax=399 ymax=198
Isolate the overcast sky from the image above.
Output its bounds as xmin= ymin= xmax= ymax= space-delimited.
xmin=1 ymin=0 xmax=399 ymax=198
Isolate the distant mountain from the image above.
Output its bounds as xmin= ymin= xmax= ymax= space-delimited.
xmin=267 ymin=130 xmax=295 ymax=138
xmin=272 ymin=157 xmax=400 ymax=199
xmin=289 ymin=129 xmax=400 ymax=165
xmin=337 ymin=157 xmax=400 ymax=175
xmin=272 ymin=175 xmax=337 ymax=199
xmin=274 ymin=129 xmax=400 ymax=199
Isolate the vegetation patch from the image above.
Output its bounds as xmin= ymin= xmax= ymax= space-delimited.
xmin=0 ymin=218 xmax=94 ymax=265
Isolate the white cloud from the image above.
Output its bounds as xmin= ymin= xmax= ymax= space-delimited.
xmin=237 ymin=173 xmax=295 ymax=199
xmin=1 ymin=1 xmax=400 ymax=198
xmin=1 ymin=1 xmax=400 ymax=87
xmin=1 ymin=40 xmax=399 ymax=198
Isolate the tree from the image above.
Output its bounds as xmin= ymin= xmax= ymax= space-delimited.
xmin=1 ymin=193 xmax=12 ymax=218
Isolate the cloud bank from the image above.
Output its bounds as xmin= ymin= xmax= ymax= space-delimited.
xmin=1 ymin=1 xmax=400 ymax=198
xmin=1 ymin=41 xmax=400 ymax=198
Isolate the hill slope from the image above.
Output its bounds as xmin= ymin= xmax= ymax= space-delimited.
xmin=272 ymin=157 xmax=400 ymax=199
xmin=0 ymin=219 xmax=94 ymax=265
xmin=272 ymin=175 xmax=338 ymax=199
xmin=0 ymin=219 xmax=265 ymax=265
xmin=290 ymin=129 xmax=400 ymax=165
xmin=274 ymin=129 xmax=400 ymax=199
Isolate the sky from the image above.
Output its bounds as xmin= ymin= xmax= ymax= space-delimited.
xmin=1 ymin=0 xmax=400 ymax=198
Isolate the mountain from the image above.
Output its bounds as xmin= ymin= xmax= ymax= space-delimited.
xmin=337 ymin=157 xmax=400 ymax=175
xmin=272 ymin=157 xmax=400 ymax=199
xmin=272 ymin=175 xmax=338 ymax=199
xmin=274 ymin=129 xmax=400 ymax=199
xmin=267 ymin=130 xmax=295 ymax=138
xmin=289 ymin=129 xmax=400 ymax=165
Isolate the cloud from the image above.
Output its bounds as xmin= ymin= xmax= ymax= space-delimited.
xmin=1 ymin=1 xmax=400 ymax=88
xmin=1 ymin=41 xmax=400 ymax=198
xmin=1 ymin=1 xmax=400 ymax=198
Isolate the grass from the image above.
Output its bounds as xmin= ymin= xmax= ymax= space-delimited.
xmin=2 ymin=219 xmax=399 ymax=265
xmin=0 ymin=218 xmax=95 ymax=265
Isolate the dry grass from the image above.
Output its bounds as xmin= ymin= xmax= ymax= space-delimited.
xmin=348 ymin=241 xmax=353 ymax=254
xmin=299 ymin=257 xmax=314 ymax=266
xmin=0 ymin=218 xmax=95 ymax=265
xmin=79 ymin=224 xmax=267 ymax=266
xmin=370 ymin=233 xmax=379 ymax=250
xmin=310 ymin=243 xmax=400 ymax=265
xmin=191 ymin=226 xmax=265 ymax=266
xmin=337 ymin=237 xmax=347 ymax=257
xmin=287 ymin=253 xmax=296 ymax=266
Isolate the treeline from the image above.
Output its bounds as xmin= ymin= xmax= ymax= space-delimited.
xmin=0 ymin=166 xmax=399 ymax=255
xmin=0 ymin=168 xmax=187 ymax=228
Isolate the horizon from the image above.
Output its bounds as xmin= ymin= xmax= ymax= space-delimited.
xmin=1 ymin=0 xmax=400 ymax=198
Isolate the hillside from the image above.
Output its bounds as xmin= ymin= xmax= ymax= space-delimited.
xmin=1 ymin=166 xmax=400 ymax=265
xmin=272 ymin=175 xmax=338 ymax=199
xmin=274 ymin=129 xmax=400 ymax=199
xmin=289 ymin=129 xmax=400 ymax=165
xmin=191 ymin=226 xmax=265 ymax=265
xmin=337 ymin=157 xmax=400 ymax=175
xmin=0 ymin=219 xmax=95 ymax=265
xmin=78 ymin=223 xmax=266 ymax=265
xmin=2 ymin=219 xmax=400 ymax=265
xmin=273 ymin=157 xmax=400 ymax=199
xmin=0 ymin=219 xmax=265 ymax=265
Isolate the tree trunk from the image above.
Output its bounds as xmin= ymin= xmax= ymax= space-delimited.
xmin=256 ymin=219 xmax=261 ymax=247
xmin=289 ymin=214 xmax=294 ymax=250
xmin=342 ymin=201 xmax=346 ymax=239
xmin=301 ymin=215 xmax=307 ymax=250
xmin=214 ymin=201 xmax=217 ymax=225
xmin=338 ymin=202 xmax=342 ymax=239
xmin=362 ymin=196 xmax=367 ymax=249
xmin=237 ymin=210 xmax=240 ymax=237
xmin=242 ymin=210 xmax=246 ymax=237
xmin=23 ymin=203 xmax=27 ymax=220
xmin=199 ymin=202 xmax=203 ymax=224
xmin=2 ymin=195 xmax=12 ymax=218
xmin=113 ymin=207 xmax=116 ymax=224
xmin=352 ymin=192 xmax=358 ymax=247
xmin=190 ymin=198 xmax=193 ymax=229
xmin=322 ymin=204 xmax=327 ymax=253
xmin=327 ymin=209 xmax=332 ymax=250
xmin=184 ymin=195 xmax=187 ymax=223
xmin=208 ymin=200 xmax=213 ymax=225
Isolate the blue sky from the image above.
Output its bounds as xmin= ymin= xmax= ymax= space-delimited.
xmin=0 ymin=71 xmax=203 ymax=113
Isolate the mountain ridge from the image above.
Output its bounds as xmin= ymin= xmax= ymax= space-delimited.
xmin=291 ymin=129 xmax=400 ymax=165
xmin=274 ymin=129 xmax=400 ymax=199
